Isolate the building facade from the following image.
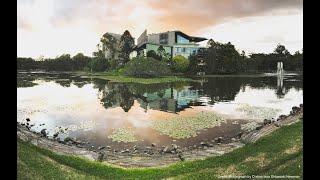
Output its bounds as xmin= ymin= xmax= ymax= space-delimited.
xmin=134 ymin=30 xmax=207 ymax=59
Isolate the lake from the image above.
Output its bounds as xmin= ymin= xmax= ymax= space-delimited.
xmin=17 ymin=72 xmax=303 ymax=150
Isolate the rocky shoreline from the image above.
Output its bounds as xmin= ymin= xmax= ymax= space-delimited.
xmin=17 ymin=104 xmax=303 ymax=168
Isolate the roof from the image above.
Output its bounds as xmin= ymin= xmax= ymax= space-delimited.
xmin=175 ymin=31 xmax=207 ymax=42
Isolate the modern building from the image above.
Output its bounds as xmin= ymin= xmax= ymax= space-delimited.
xmin=133 ymin=30 xmax=207 ymax=59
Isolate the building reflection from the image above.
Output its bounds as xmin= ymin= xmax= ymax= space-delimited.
xmin=93 ymin=74 xmax=303 ymax=113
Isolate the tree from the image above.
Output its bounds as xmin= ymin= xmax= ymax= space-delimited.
xmin=72 ymin=53 xmax=91 ymax=70
xmin=118 ymin=30 xmax=134 ymax=66
xmin=172 ymin=55 xmax=189 ymax=73
xmin=157 ymin=46 xmax=166 ymax=59
xmin=100 ymin=33 xmax=119 ymax=59
xmin=274 ymin=44 xmax=287 ymax=55
xmin=87 ymin=57 xmax=109 ymax=72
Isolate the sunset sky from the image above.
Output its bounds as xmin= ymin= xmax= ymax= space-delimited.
xmin=17 ymin=0 xmax=303 ymax=58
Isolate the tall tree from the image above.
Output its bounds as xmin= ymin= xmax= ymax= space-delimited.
xmin=100 ymin=33 xmax=119 ymax=59
xmin=118 ymin=30 xmax=134 ymax=66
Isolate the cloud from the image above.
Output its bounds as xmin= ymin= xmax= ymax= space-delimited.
xmin=17 ymin=0 xmax=303 ymax=58
xmin=146 ymin=0 xmax=302 ymax=34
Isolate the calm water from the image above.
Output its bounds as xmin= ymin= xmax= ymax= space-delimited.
xmin=17 ymin=72 xmax=303 ymax=149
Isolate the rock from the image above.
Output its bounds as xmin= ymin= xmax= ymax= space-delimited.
xmin=97 ymin=152 xmax=104 ymax=162
xmin=231 ymin=138 xmax=236 ymax=142
xmin=146 ymin=146 xmax=152 ymax=150
xmin=172 ymin=144 xmax=178 ymax=150
xmin=53 ymin=132 xmax=59 ymax=139
xmin=26 ymin=123 xmax=29 ymax=126
xmin=163 ymin=146 xmax=170 ymax=153
xmin=274 ymin=123 xmax=281 ymax=127
xmin=151 ymin=143 xmax=156 ymax=147
xmin=57 ymin=138 xmax=63 ymax=143
xmin=178 ymin=153 xmax=185 ymax=161
xmin=208 ymin=143 xmax=214 ymax=147
xmin=263 ymin=119 xmax=272 ymax=125
xmin=40 ymin=129 xmax=47 ymax=137
xmin=216 ymin=137 xmax=223 ymax=143
xmin=279 ymin=115 xmax=286 ymax=120
xmin=106 ymin=146 xmax=111 ymax=149
xmin=292 ymin=106 xmax=299 ymax=112
xmin=255 ymin=125 xmax=263 ymax=130
xmin=76 ymin=144 xmax=83 ymax=148
xmin=203 ymin=146 xmax=208 ymax=150
xmin=26 ymin=118 xmax=30 ymax=122
xmin=98 ymin=146 xmax=105 ymax=150
xmin=200 ymin=142 xmax=208 ymax=146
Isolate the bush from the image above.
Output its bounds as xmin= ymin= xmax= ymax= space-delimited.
xmin=123 ymin=57 xmax=171 ymax=77
xmin=146 ymin=50 xmax=162 ymax=61
xmin=172 ymin=55 xmax=189 ymax=73
xmin=87 ymin=57 xmax=109 ymax=72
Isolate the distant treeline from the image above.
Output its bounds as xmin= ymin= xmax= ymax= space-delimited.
xmin=188 ymin=40 xmax=303 ymax=74
xmin=17 ymin=53 xmax=108 ymax=72
xmin=17 ymin=41 xmax=302 ymax=74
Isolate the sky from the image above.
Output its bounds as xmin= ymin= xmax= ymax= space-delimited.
xmin=17 ymin=0 xmax=303 ymax=58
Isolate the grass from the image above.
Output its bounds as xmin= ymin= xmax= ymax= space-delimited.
xmin=18 ymin=120 xmax=303 ymax=179
xmin=74 ymin=71 xmax=197 ymax=84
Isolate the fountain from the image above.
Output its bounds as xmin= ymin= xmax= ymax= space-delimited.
xmin=276 ymin=62 xmax=285 ymax=97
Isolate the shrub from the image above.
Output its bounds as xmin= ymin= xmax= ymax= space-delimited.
xmin=123 ymin=57 xmax=171 ymax=77
xmin=146 ymin=50 xmax=162 ymax=61
xmin=172 ymin=55 xmax=189 ymax=73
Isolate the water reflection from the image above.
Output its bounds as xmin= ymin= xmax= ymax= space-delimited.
xmin=17 ymin=72 xmax=303 ymax=115
xmin=17 ymin=72 xmax=303 ymax=147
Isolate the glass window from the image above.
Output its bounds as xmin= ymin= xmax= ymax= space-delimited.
xmin=160 ymin=33 xmax=168 ymax=44
xmin=177 ymin=35 xmax=189 ymax=44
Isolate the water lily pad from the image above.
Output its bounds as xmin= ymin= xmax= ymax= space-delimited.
xmin=151 ymin=112 xmax=226 ymax=139
xmin=241 ymin=122 xmax=259 ymax=131
xmin=108 ymin=127 xmax=137 ymax=143
xmin=236 ymin=104 xmax=281 ymax=119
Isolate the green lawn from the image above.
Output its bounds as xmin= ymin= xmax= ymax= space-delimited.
xmin=17 ymin=121 xmax=303 ymax=179
xmin=74 ymin=71 xmax=196 ymax=84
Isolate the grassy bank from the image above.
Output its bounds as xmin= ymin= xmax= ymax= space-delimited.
xmin=74 ymin=71 xmax=196 ymax=84
xmin=18 ymin=120 xmax=302 ymax=179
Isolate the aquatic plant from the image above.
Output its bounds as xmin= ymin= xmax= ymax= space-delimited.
xmin=108 ymin=127 xmax=137 ymax=143
xmin=241 ymin=122 xmax=259 ymax=131
xmin=151 ymin=112 xmax=226 ymax=139
xmin=236 ymin=104 xmax=281 ymax=120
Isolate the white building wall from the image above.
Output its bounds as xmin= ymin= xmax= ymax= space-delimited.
xmin=148 ymin=34 xmax=160 ymax=44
